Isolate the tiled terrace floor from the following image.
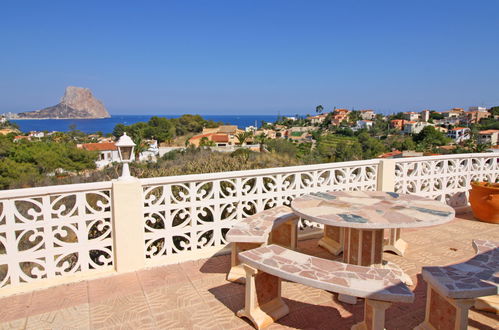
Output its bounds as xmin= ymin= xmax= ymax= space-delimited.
xmin=1 ymin=212 xmax=498 ymax=329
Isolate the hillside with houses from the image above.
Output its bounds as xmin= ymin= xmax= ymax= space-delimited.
xmin=0 ymin=106 xmax=497 ymax=189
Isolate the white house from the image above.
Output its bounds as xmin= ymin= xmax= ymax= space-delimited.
xmin=360 ymin=110 xmax=376 ymax=120
xmin=28 ymin=131 xmax=45 ymax=139
xmin=402 ymin=112 xmax=420 ymax=121
xmin=403 ymin=121 xmax=431 ymax=134
xmin=138 ymin=140 xmax=159 ymax=161
xmin=447 ymin=127 xmax=471 ymax=143
xmin=477 ymin=130 xmax=499 ymax=145
xmin=421 ymin=110 xmax=430 ymax=122
xmin=355 ymin=120 xmax=374 ymax=130
xmin=80 ymin=142 xmax=120 ymax=168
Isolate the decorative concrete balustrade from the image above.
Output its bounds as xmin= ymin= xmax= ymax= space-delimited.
xmin=0 ymin=153 xmax=497 ymax=295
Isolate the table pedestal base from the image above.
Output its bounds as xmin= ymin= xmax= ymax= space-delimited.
xmin=318 ymin=225 xmax=344 ymax=255
xmin=383 ymin=228 xmax=408 ymax=256
xmin=343 ymin=228 xmax=384 ymax=266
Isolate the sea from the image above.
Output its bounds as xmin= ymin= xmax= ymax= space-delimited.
xmin=10 ymin=115 xmax=282 ymax=134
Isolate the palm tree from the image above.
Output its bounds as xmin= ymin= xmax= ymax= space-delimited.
xmin=254 ymin=133 xmax=267 ymax=152
xmin=315 ymin=105 xmax=324 ymax=114
xmin=236 ymin=131 xmax=252 ymax=145
xmin=132 ymin=136 xmax=149 ymax=161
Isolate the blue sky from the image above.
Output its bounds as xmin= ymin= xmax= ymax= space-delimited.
xmin=1 ymin=1 xmax=498 ymax=115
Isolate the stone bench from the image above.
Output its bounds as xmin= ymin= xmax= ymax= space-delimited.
xmin=416 ymin=239 xmax=499 ymax=330
xmin=226 ymin=205 xmax=299 ymax=283
xmin=237 ymin=244 xmax=414 ymax=329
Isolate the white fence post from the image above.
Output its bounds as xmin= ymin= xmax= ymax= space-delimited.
xmin=377 ymin=159 xmax=396 ymax=192
xmin=112 ymin=179 xmax=145 ymax=272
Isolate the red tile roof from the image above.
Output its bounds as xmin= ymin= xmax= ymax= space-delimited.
xmin=211 ymin=134 xmax=229 ymax=142
xmin=479 ymin=129 xmax=499 ymax=134
xmin=379 ymin=150 xmax=402 ymax=158
xmin=81 ymin=142 xmax=117 ymax=151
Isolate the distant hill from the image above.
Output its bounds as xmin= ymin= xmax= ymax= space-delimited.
xmin=17 ymin=87 xmax=111 ymax=119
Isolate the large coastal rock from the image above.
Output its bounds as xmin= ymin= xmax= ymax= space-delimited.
xmin=18 ymin=87 xmax=111 ymax=119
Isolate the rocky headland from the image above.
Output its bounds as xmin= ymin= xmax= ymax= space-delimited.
xmin=16 ymin=87 xmax=111 ymax=119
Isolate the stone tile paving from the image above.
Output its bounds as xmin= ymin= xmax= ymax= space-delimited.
xmin=0 ymin=212 xmax=498 ymax=329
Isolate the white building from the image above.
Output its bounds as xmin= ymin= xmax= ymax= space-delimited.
xmin=477 ymin=130 xmax=499 ymax=145
xmin=28 ymin=131 xmax=45 ymax=139
xmin=403 ymin=121 xmax=431 ymax=134
xmin=402 ymin=112 xmax=420 ymax=121
xmin=355 ymin=120 xmax=374 ymax=130
xmin=360 ymin=110 xmax=376 ymax=120
xmin=421 ymin=110 xmax=430 ymax=122
xmin=447 ymin=127 xmax=471 ymax=143
xmin=468 ymin=106 xmax=487 ymax=112
xmin=80 ymin=142 xmax=120 ymax=168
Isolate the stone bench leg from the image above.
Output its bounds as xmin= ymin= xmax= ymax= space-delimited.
xmin=318 ymin=225 xmax=344 ymax=255
xmin=227 ymin=242 xmax=262 ymax=283
xmin=383 ymin=228 xmax=408 ymax=256
xmin=415 ymin=284 xmax=475 ymax=330
xmin=352 ymin=299 xmax=392 ymax=330
xmin=269 ymin=219 xmax=298 ymax=250
xmin=237 ymin=265 xmax=289 ymax=329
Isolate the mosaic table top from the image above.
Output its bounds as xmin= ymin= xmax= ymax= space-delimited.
xmin=238 ymin=244 xmax=414 ymax=303
xmin=291 ymin=191 xmax=455 ymax=229
xmin=422 ymin=239 xmax=499 ymax=299
xmin=226 ymin=205 xmax=298 ymax=243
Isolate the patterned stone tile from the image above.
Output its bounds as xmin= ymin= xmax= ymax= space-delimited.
xmin=28 ymin=281 xmax=88 ymax=315
xmin=194 ymin=276 xmax=245 ymax=302
xmin=144 ymin=281 xmax=203 ymax=311
xmin=88 ymin=272 xmax=142 ymax=303
xmin=89 ymin=292 xmax=153 ymax=329
xmin=0 ymin=214 xmax=496 ymax=330
xmin=137 ymin=263 xmax=190 ymax=292
xmin=180 ymin=254 xmax=231 ymax=281
xmin=25 ymin=303 xmax=90 ymax=330
xmin=0 ymin=319 xmax=27 ymax=330
xmin=0 ymin=291 xmax=32 ymax=322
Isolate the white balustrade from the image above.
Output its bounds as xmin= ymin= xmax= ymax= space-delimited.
xmin=141 ymin=160 xmax=380 ymax=263
xmin=0 ymin=153 xmax=497 ymax=292
xmin=394 ymin=153 xmax=498 ymax=208
xmin=0 ymin=182 xmax=114 ymax=291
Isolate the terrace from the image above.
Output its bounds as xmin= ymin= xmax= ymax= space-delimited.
xmin=0 ymin=153 xmax=498 ymax=329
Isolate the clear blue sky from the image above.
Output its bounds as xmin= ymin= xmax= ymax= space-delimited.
xmin=1 ymin=0 xmax=498 ymax=115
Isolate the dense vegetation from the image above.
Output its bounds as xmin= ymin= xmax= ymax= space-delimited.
xmin=0 ymin=107 xmax=496 ymax=190
xmin=112 ymin=115 xmax=221 ymax=144
xmin=0 ymin=135 xmax=97 ymax=189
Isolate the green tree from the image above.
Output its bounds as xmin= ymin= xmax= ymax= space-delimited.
xmin=315 ymin=105 xmax=324 ymax=114
xmin=254 ymin=133 xmax=267 ymax=152
xmin=236 ymin=131 xmax=252 ymax=145
xmin=199 ymin=137 xmax=215 ymax=147
xmin=414 ymin=126 xmax=450 ymax=148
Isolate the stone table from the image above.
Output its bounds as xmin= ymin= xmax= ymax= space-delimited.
xmin=291 ymin=191 xmax=455 ymax=267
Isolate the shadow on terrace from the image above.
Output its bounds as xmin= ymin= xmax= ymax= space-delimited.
xmin=0 ymin=212 xmax=497 ymax=329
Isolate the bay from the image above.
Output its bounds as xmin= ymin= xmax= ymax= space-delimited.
xmin=10 ymin=114 xmax=281 ymax=134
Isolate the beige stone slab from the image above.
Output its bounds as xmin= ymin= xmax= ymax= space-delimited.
xmin=88 ymin=272 xmax=142 ymax=303
xmin=0 ymin=291 xmax=32 ymax=322
xmin=89 ymin=292 xmax=152 ymax=328
xmin=25 ymin=303 xmax=90 ymax=330
xmin=144 ymin=282 xmax=204 ymax=311
xmin=0 ymin=319 xmax=27 ymax=330
xmin=28 ymin=281 xmax=88 ymax=315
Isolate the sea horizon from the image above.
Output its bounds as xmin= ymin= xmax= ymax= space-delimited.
xmin=10 ymin=114 xmax=285 ymax=134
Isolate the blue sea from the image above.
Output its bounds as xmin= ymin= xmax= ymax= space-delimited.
xmin=11 ymin=115 xmax=281 ymax=134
